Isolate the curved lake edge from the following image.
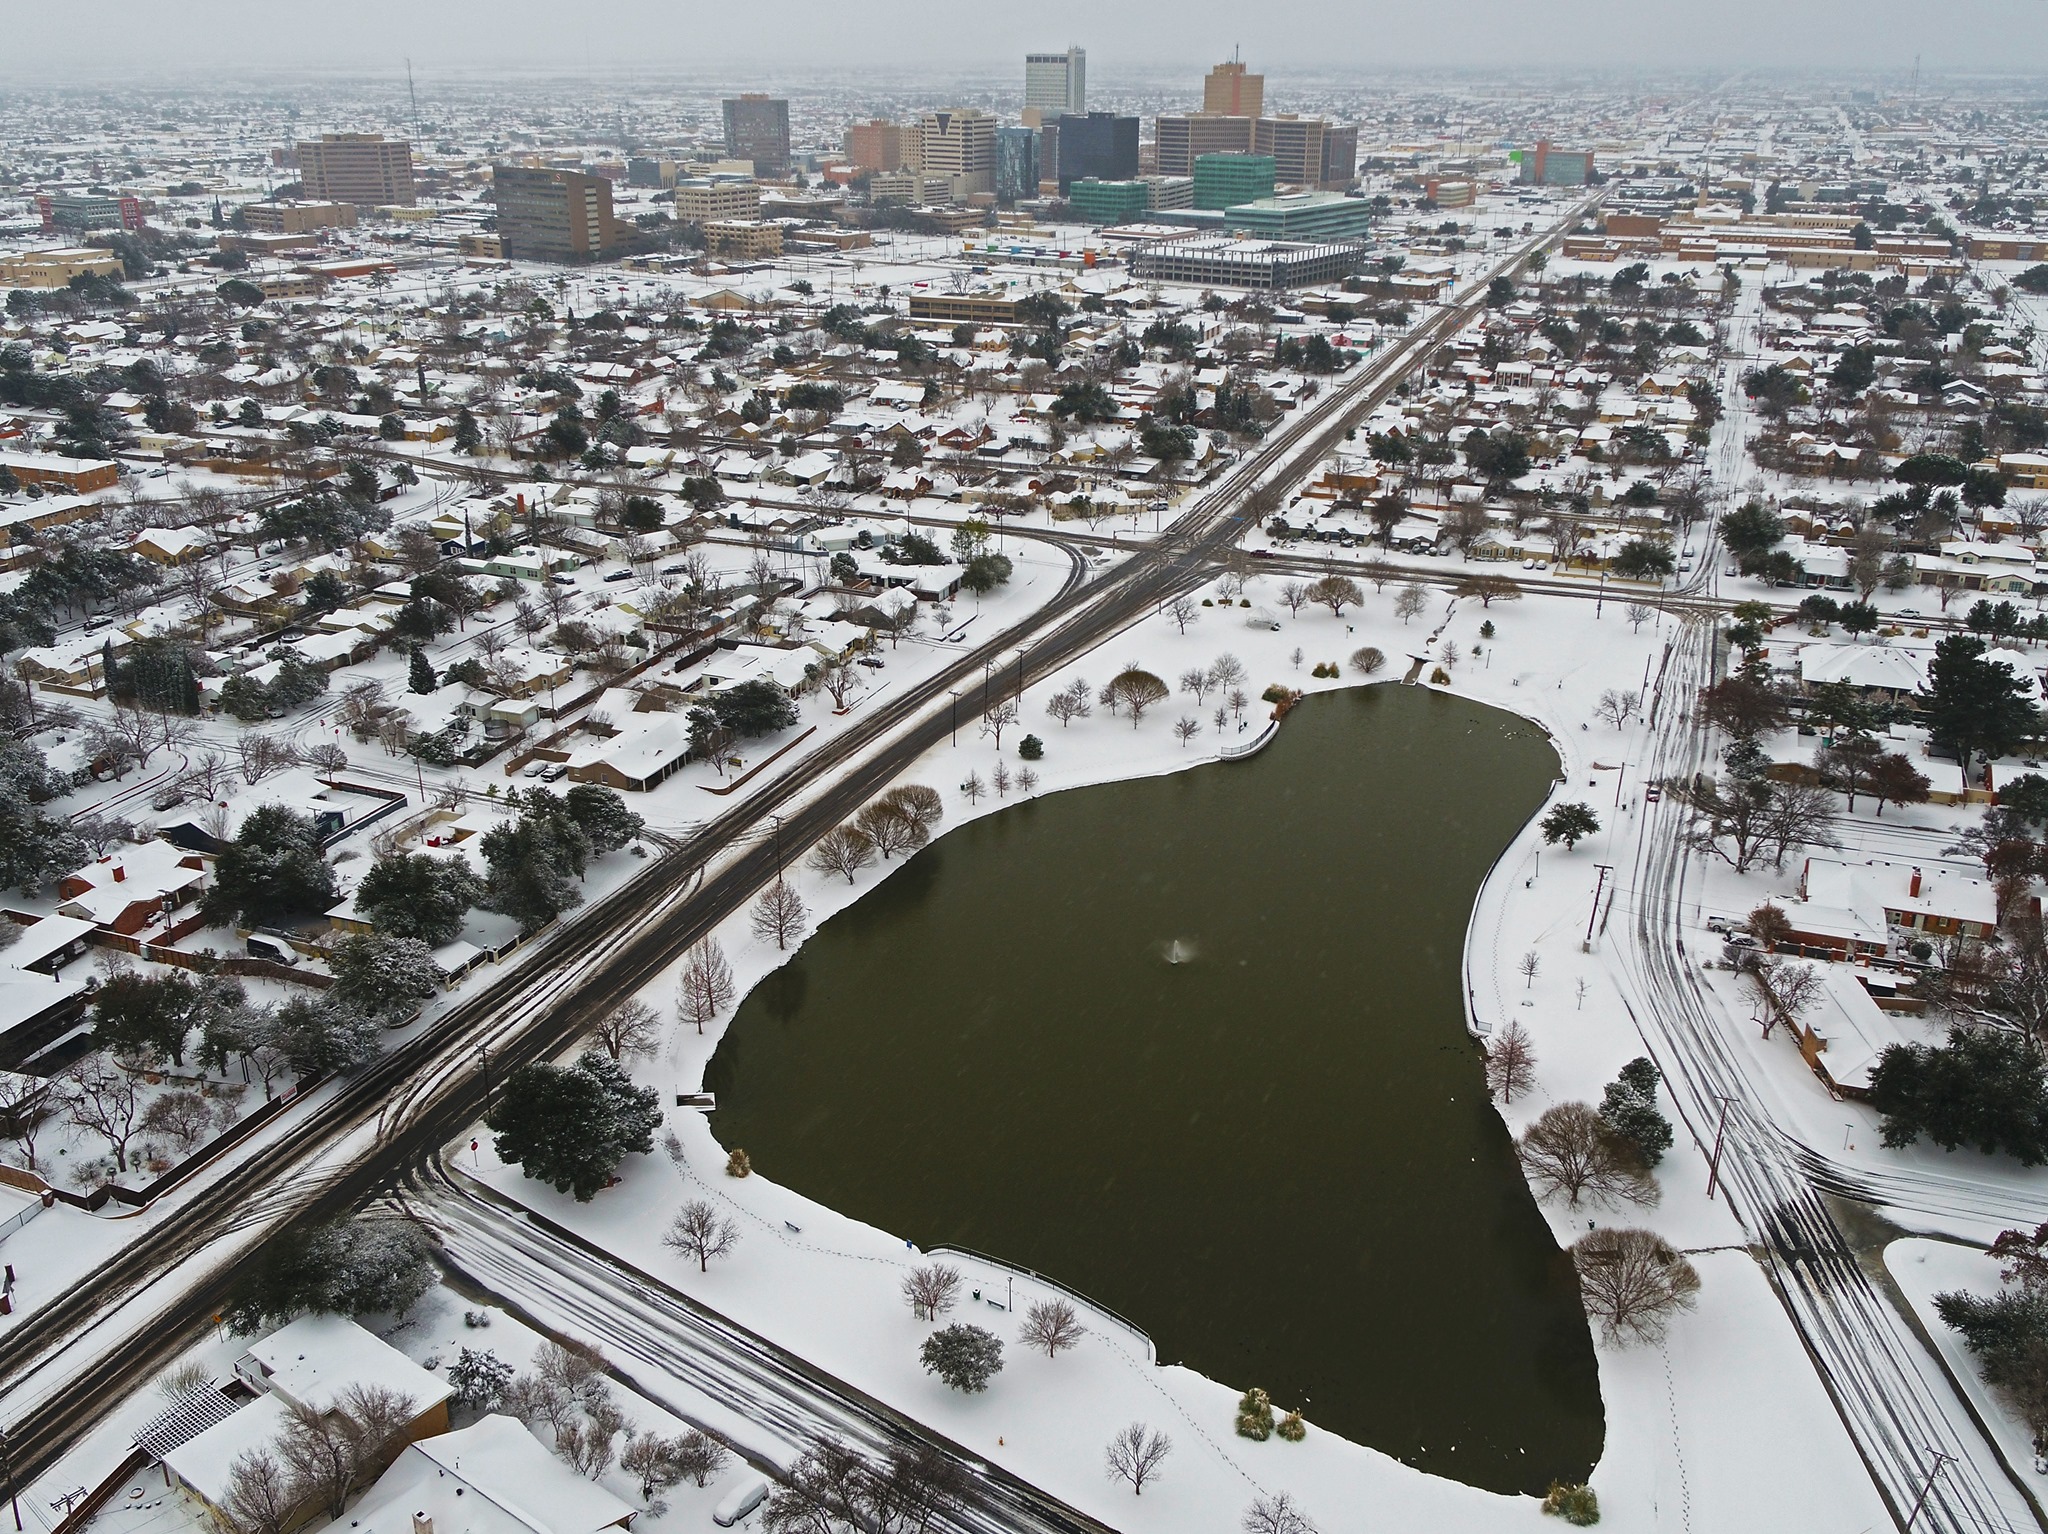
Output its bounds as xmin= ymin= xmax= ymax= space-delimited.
xmin=699 ymin=680 xmax=1604 ymax=1493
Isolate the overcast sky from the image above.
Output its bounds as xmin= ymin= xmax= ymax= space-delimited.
xmin=13 ymin=0 xmax=2048 ymax=78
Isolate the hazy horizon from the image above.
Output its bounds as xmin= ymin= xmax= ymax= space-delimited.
xmin=12 ymin=0 xmax=2048 ymax=80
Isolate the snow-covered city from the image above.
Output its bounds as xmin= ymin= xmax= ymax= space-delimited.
xmin=6 ymin=6 xmax=2048 ymax=1532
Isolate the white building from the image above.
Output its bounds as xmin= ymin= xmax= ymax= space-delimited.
xmin=1025 ymin=47 xmax=1087 ymax=116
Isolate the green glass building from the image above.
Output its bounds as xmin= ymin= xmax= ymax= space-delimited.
xmin=1193 ymin=153 xmax=1276 ymax=210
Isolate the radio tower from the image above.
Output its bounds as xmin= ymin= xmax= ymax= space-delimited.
xmin=406 ymin=58 xmax=423 ymax=148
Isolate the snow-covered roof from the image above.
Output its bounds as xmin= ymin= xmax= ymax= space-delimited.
xmin=350 ymin=1416 xmax=637 ymax=1534
xmin=244 ymin=1314 xmax=453 ymax=1418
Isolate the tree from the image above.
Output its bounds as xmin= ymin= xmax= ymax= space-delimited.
xmin=486 ymin=1050 xmax=663 ymax=1200
xmin=1104 ymin=1423 xmax=1171 ymax=1496
xmin=1816 ymin=732 xmax=1885 ymax=810
xmin=1870 ymin=1026 xmax=2048 ymax=1164
xmin=1572 ymin=1228 xmax=1701 ymax=1345
xmin=480 ymin=804 xmax=589 ymax=930
xmin=763 ymin=1438 xmax=967 ymax=1534
xmin=1486 ymin=1020 xmax=1538 ymax=1103
xmin=1046 ymin=677 xmax=1092 ymax=727
xmin=59 ymin=1057 xmax=144 ymax=1170
xmin=407 ymin=648 xmax=437 ymax=695
xmin=202 ymin=805 xmax=337 ymax=928
xmin=220 ymin=1449 xmax=295 ymax=1534
xmin=226 ymin=1215 xmax=434 ymax=1332
xmin=447 ymin=1347 xmax=515 ymax=1411
xmin=751 ymin=879 xmax=809 ymax=951
xmin=1699 ymin=671 xmax=1791 ymax=740
xmin=1599 ymin=1057 xmax=1673 ymax=1167
xmin=592 ymin=999 xmax=660 ymax=1062
xmin=354 ymin=852 xmax=486 ymax=946
xmin=329 ymin=933 xmax=441 ymax=1021
xmin=1279 ymin=581 xmax=1311 ymax=617
xmin=92 ymin=971 xmax=198 ymax=1067
xmin=1164 ymin=595 xmax=1200 ymax=633
xmin=1921 ymin=634 xmax=2039 ymax=788
xmin=676 ymin=939 xmax=736 ymax=1032
xmin=265 ymin=995 xmax=378 ymax=1078
xmin=564 ymin=783 xmax=644 ymax=855
xmin=1518 ymin=1102 xmax=1657 ymax=1207
xmin=1394 ymin=582 xmax=1429 ymax=624
xmin=1349 ymin=646 xmax=1386 ymax=677
xmin=1610 ymin=539 xmax=1674 ymax=581
xmin=1104 ymin=668 xmax=1169 ymax=726
xmin=1242 ymin=1492 xmax=1318 ymax=1534
xmin=1455 ymin=575 xmax=1521 ymax=608
xmin=807 ymin=825 xmax=876 ymax=884
xmin=901 ymin=1263 xmax=962 ymax=1323
xmin=663 ymin=1200 xmax=740 ymax=1272
xmin=1018 ymin=1298 xmax=1085 ymax=1357
xmin=278 ymin=1385 xmax=418 ymax=1518
xmin=1718 ymin=500 xmax=1784 ymax=572
xmin=1541 ymin=801 xmax=1600 ymax=849
xmin=1593 ymin=689 xmax=1640 ymax=729
xmin=1870 ymin=753 xmax=1933 ymax=817
xmin=1172 ymin=715 xmax=1202 ymax=748
xmin=1308 ymin=575 xmax=1364 ymax=616
xmin=920 ymin=1324 xmax=1002 ymax=1392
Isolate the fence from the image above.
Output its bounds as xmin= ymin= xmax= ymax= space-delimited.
xmin=85 ymin=931 xmax=332 ymax=989
xmin=1218 ymin=720 xmax=1280 ymax=761
xmin=926 ymin=1244 xmax=1156 ymax=1361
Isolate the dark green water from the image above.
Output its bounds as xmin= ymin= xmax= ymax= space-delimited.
xmin=705 ymin=685 xmax=1602 ymax=1493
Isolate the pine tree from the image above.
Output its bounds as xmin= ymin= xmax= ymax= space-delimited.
xmin=487 ymin=1050 xmax=662 ymax=1200
xmin=919 ymin=1324 xmax=1003 ymax=1393
xmin=1598 ymin=1056 xmax=1674 ymax=1168
xmin=409 ymin=648 xmax=437 ymax=694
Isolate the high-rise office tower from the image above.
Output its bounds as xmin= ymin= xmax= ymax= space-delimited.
xmin=912 ymin=108 xmax=996 ymax=199
xmin=491 ymin=165 xmax=622 ymax=263
xmin=844 ymin=120 xmax=905 ymax=173
xmin=993 ymin=125 xmax=1042 ymax=204
xmin=1154 ymin=114 xmax=1255 ymax=177
xmin=1054 ymin=112 xmax=1139 ymax=192
xmin=297 ymin=132 xmax=416 ymax=207
xmin=1025 ymin=47 xmax=1087 ymax=116
xmin=1203 ymin=58 xmax=1264 ymax=118
xmin=722 ymin=94 xmax=792 ymax=177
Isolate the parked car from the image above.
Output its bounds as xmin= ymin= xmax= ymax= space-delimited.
xmin=603 ymin=569 xmax=633 ymax=583
xmin=246 ymin=935 xmax=299 ymax=966
xmin=539 ymin=763 xmax=569 ymax=781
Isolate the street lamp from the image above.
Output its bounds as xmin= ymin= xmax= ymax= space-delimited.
xmin=948 ymin=689 xmax=961 ymax=746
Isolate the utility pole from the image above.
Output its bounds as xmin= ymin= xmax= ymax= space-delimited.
xmin=478 ymin=1044 xmax=492 ymax=1115
xmin=1902 ymin=1446 xmax=1953 ymax=1530
xmin=1585 ymin=864 xmax=1611 ymax=947
xmin=1705 ymin=1094 xmax=1735 ymax=1200
xmin=1 ymin=1424 xmax=21 ymax=1532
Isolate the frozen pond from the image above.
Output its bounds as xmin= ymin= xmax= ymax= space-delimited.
xmin=706 ymin=684 xmax=1600 ymax=1493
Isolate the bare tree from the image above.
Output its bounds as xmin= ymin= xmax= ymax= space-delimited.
xmin=1104 ymin=1423 xmax=1171 ymax=1497
xmin=1359 ymin=556 xmax=1395 ymax=592
xmin=1103 ymin=668 xmax=1169 ymax=726
xmin=1571 ymin=1228 xmax=1702 ymax=1345
xmin=1485 ymin=1021 xmax=1538 ymax=1103
xmin=1278 ymin=582 xmax=1311 ymax=618
xmin=1518 ymin=1103 xmax=1657 ymax=1207
xmin=807 ymin=825 xmax=877 ymax=884
xmin=750 ymin=880 xmax=809 ymax=952
xmin=1045 ymin=677 xmax=1092 ymax=728
xmin=1018 ymin=1299 xmax=1085 ymax=1357
xmin=980 ymin=698 xmax=1019 ymax=748
xmin=676 ymin=940 xmax=735 ymax=1034
xmin=1172 ymin=715 xmax=1202 ymax=748
xmin=277 ymin=1385 xmax=417 ymax=1518
xmin=180 ymin=750 xmax=236 ymax=801
xmin=1164 ymin=595 xmax=1201 ymax=634
xmin=817 ymin=657 xmax=863 ymax=711
xmin=1593 ymin=689 xmax=1640 ymax=730
xmin=1242 ymin=1492 xmax=1319 ymax=1534
xmin=220 ymin=1448 xmax=296 ymax=1534
xmin=0 ymin=1072 xmax=50 ymax=1171
xmin=1516 ymin=950 xmax=1541 ymax=988
xmin=1208 ymin=653 xmax=1247 ymax=694
xmin=1307 ymin=575 xmax=1364 ymax=617
xmin=59 ymin=1058 xmax=144 ymax=1170
xmin=238 ymin=732 xmax=299 ymax=784
xmin=1349 ymin=646 xmax=1386 ymax=677
xmin=592 ymin=999 xmax=660 ymax=1062
xmin=854 ymin=801 xmax=925 ymax=860
xmin=1749 ymin=958 xmax=1822 ymax=1040
xmin=1179 ymin=668 xmax=1212 ymax=706
xmin=1394 ymin=583 xmax=1430 ymax=624
xmin=1625 ymin=602 xmax=1654 ymax=633
xmin=663 ymin=1200 xmax=739 ymax=1272
xmin=900 ymin=1262 xmax=962 ymax=1323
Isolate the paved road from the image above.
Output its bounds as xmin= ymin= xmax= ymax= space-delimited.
xmin=395 ymin=1158 xmax=1118 ymax=1534
xmin=0 ymin=200 xmax=1600 ymax=1488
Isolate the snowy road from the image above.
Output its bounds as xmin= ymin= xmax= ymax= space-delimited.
xmin=1611 ymin=613 xmax=2041 ymax=1534
xmin=394 ymin=1159 xmax=1115 ymax=1534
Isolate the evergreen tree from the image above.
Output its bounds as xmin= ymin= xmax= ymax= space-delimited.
xmin=329 ymin=933 xmax=443 ymax=1021
xmin=486 ymin=1049 xmax=663 ymax=1201
xmin=408 ymin=648 xmax=437 ymax=694
xmin=563 ymin=783 xmax=644 ymax=855
xmin=918 ymin=1324 xmax=1003 ymax=1393
xmin=226 ymin=1215 xmax=434 ymax=1333
xmin=202 ymin=805 xmax=338 ymax=927
xmin=270 ymin=996 xmax=380 ymax=1077
xmin=354 ymin=852 xmax=486 ymax=945
xmin=1541 ymin=802 xmax=1601 ymax=849
xmin=1920 ymin=634 xmax=2040 ymax=789
xmin=1871 ymin=1026 xmax=2048 ymax=1164
xmin=92 ymin=971 xmax=199 ymax=1067
xmin=1599 ymin=1056 xmax=1674 ymax=1167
